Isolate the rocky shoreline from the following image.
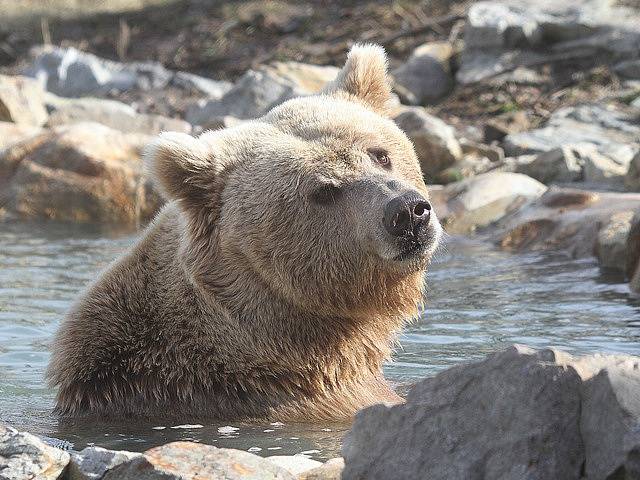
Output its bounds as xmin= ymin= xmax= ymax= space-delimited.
xmin=3 ymin=345 xmax=640 ymax=479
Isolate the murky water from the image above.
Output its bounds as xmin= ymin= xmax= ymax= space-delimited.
xmin=1 ymin=222 xmax=639 ymax=460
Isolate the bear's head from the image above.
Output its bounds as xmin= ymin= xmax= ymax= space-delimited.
xmin=146 ymin=44 xmax=442 ymax=320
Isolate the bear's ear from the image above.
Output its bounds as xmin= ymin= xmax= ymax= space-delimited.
xmin=323 ymin=43 xmax=393 ymax=115
xmin=144 ymin=132 xmax=219 ymax=210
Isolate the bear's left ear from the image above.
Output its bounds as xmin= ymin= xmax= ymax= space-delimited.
xmin=144 ymin=132 xmax=221 ymax=212
xmin=323 ymin=43 xmax=393 ymax=115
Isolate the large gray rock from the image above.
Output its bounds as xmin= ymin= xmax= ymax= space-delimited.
xmin=67 ymin=446 xmax=143 ymax=480
xmin=503 ymin=104 xmax=640 ymax=164
xmin=393 ymin=106 xmax=462 ymax=178
xmin=516 ymin=145 xmax=584 ymax=183
xmin=392 ymin=42 xmax=454 ymax=105
xmin=25 ymin=46 xmax=232 ymax=99
xmin=45 ymin=95 xmax=191 ymax=135
xmin=0 ymin=424 xmax=70 ymax=480
xmin=0 ymin=75 xmax=48 ymax=126
xmin=103 ymin=442 xmax=295 ymax=480
xmin=186 ymin=62 xmax=338 ymax=124
xmin=342 ymin=345 xmax=585 ymax=480
xmin=443 ymin=171 xmax=546 ymax=233
xmin=596 ymin=211 xmax=634 ymax=273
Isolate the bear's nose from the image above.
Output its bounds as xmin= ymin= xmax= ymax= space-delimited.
xmin=383 ymin=193 xmax=431 ymax=237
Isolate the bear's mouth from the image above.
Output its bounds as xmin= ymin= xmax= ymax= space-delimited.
xmin=393 ymin=241 xmax=427 ymax=262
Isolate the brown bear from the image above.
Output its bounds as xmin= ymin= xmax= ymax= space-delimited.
xmin=47 ymin=44 xmax=443 ymax=421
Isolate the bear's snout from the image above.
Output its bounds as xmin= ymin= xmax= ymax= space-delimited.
xmin=383 ymin=192 xmax=433 ymax=259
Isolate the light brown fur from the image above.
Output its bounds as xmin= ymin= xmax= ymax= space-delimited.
xmin=47 ymin=44 xmax=442 ymax=420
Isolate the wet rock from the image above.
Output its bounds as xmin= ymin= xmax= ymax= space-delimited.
xmin=266 ymin=456 xmax=321 ymax=476
xmin=494 ymin=187 xmax=640 ymax=258
xmin=504 ymin=104 xmax=640 ymax=162
xmin=299 ymin=458 xmax=344 ymax=480
xmin=515 ymin=145 xmax=584 ymax=183
xmin=186 ymin=62 xmax=337 ymax=124
xmin=342 ymin=345 xmax=585 ymax=480
xmin=443 ymin=171 xmax=546 ymax=233
xmin=0 ymin=75 xmax=48 ymax=126
xmin=624 ymin=152 xmax=640 ymax=192
xmin=103 ymin=441 xmax=295 ymax=480
xmin=483 ymin=110 xmax=531 ymax=143
xmin=577 ymin=355 xmax=640 ymax=479
xmin=393 ymin=106 xmax=462 ymax=179
xmin=0 ymin=424 xmax=70 ymax=480
xmin=67 ymin=446 xmax=142 ymax=480
xmin=596 ymin=211 xmax=634 ymax=273
xmin=0 ymin=122 xmax=42 ymax=150
xmin=0 ymin=122 xmax=162 ymax=226
xmin=392 ymin=42 xmax=454 ymax=105
xmin=45 ymin=95 xmax=191 ymax=135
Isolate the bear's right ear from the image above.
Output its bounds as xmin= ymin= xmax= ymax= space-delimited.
xmin=144 ymin=132 xmax=220 ymax=211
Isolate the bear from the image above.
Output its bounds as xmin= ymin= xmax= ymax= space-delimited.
xmin=46 ymin=44 xmax=443 ymax=421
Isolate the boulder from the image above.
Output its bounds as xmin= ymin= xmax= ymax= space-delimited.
xmin=0 ymin=424 xmax=70 ymax=480
xmin=343 ymin=345 xmax=640 ymax=480
xmin=0 ymin=122 xmax=42 ymax=150
xmin=503 ymin=104 xmax=640 ymax=163
xmin=495 ymin=187 xmax=640 ymax=258
xmin=103 ymin=442 xmax=295 ymax=480
xmin=393 ymin=107 xmax=462 ymax=179
xmin=266 ymin=456 xmax=322 ymax=476
xmin=483 ymin=110 xmax=531 ymax=143
xmin=0 ymin=123 xmax=162 ymax=226
xmin=342 ymin=345 xmax=585 ymax=480
xmin=45 ymin=95 xmax=191 ymax=135
xmin=299 ymin=458 xmax=344 ymax=480
xmin=442 ymin=171 xmax=546 ymax=233
xmin=515 ymin=145 xmax=584 ymax=183
xmin=392 ymin=42 xmax=454 ymax=105
xmin=186 ymin=62 xmax=337 ymax=124
xmin=0 ymin=75 xmax=48 ymax=126
xmin=67 ymin=446 xmax=143 ymax=480
xmin=596 ymin=211 xmax=634 ymax=273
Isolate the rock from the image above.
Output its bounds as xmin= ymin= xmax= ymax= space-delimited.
xmin=460 ymin=138 xmax=504 ymax=163
xmin=25 ymin=46 xmax=231 ymax=100
xmin=516 ymin=145 xmax=584 ymax=183
xmin=45 ymin=95 xmax=191 ymax=135
xmin=266 ymin=456 xmax=321 ymax=476
xmin=614 ymin=59 xmax=640 ymax=80
xmin=443 ymin=171 xmax=546 ymax=233
xmin=0 ymin=123 xmax=162 ymax=226
xmin=393 ymin=107 xmax=462 ymax=178
xmin=299 ymin=458 xmax=344 ymax=480
xmin=625 ymin=151 xmax=640 ymax=192
xmin=626 ymin=211 xmax=640 ymax=280
xmin=483 ymin=110 xmax=531 ymax=143
xmin=495 ymin=187 xmax=640 ymax=258
xmin=582 ymin=148 xmax=628 ymax=187
xmin=0 ymin=424 xmax=70 ymax=480
xmin=577 ymin=355 xmax=640 ymax=479
xmin=596 ymin=211 xmax=634 ymax=273
xmin=392 ymin=42 xmax=454 ymax=105
xmin=186 ymin=62 xmax=337 ymax=124
xmin=504 ymin=104 xmax=640 ymax=163
xmin=342 ymin=345 xmax=585 ymax=480
xmin=0 ymin=75 xmax=48 ymax=126
xmin=67 ymin=446 xmax=143 ymax=480
xmin=0 ymin=122 xmax=42 ymax=150
xmin=103 ymin=441 xmax=296 ymax=480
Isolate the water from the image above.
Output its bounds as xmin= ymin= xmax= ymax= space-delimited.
xmin=1 ymin=222 xmax=640 ymax=460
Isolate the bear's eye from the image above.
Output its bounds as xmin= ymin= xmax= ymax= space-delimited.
xmin=310 ymin=183 xmax=343 ymax=206
xmin=368 ymin=148 xmax=391 ymax=168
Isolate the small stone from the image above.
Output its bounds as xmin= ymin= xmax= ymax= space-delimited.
xmin=0 ymin=75 xmax=48 ymax=126
xmin=103 ymin=442 xmax=296 ymax=480
xmin=515 ymin=145 xmax=584 ymax=184
xmin=483 ymin=111 xmax=531 ymax=143
xmin=596 ymin=211 xmax=634 ymax=273
xmin=393 ymin=106 xmax=462 ymax=178
xmin=392 ymin=42 xmax=454 ymax=105
xmin=0 ymin=425 xmax=70 ymax=480
xmin=67 ymin=446 xmax=142 ymax=480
